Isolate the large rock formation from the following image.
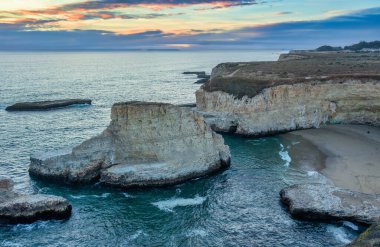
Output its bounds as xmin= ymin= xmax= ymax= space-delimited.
xmin=280 ymin=183 xmax=380 ymax=225
xmin=6 ymin=99 xmax=92 ymax=111
xmin=30 ymin=102 xmax=230 ymax=187
xmin=0 ymin=177 xmax=71 ymax=224
xmin=196 ymin=52 xmax=380 ymax=136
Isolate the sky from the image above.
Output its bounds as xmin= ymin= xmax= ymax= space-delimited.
xmin=0 ymin=0 xmax=379 ymax=50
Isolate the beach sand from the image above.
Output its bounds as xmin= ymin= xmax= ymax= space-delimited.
xmin=281 ymin=125 xmax=380 ymax=194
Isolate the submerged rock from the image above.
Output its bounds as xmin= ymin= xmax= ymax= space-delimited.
xmin=5 ymin=99 xmax=92 ymax=111
xmin=196 ymin=52 xmax=380 ymax=136
xmin=0 ymin=177 xmax=71 ymax=224
xmin=280 ymin=183 xmax=380 ymax=225
xmin=30 ymin=102 xmax=230 ymax=187
xmin=348 ymin=223 xmax=380 ymax=247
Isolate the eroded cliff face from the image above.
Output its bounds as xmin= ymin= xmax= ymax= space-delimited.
xmin=196 ymin=52 xmax=380 ymax=136
xmin=196 ymin=80 xmax=380 ymax=136
xmin=30 ymin=102 xmax=230 ymax=187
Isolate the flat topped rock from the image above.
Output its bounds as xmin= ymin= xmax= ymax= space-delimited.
xmin=280 ymin=183 xmax=380 ymax=225
xmin=0 ymin=177 xmax=71 ymax=224
xmin=6 ymin=99 xmax=92 ymax=111
xmin=30 ymin=101 xmax=230 ymax=187
xmin=204 ymin=52 xmax=380 ymax=98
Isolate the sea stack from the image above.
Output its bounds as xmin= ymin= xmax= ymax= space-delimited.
xmin=29 ymin=102 xmax=230 ymax=187
xmin=196 ymin=52 xmax=380 ymax=136
xmin=0 ymin=177 xmax=72 ymax=224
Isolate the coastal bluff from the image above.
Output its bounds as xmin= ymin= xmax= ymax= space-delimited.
xmin=30 ymin=102 xmax=230 ymax=187
xmin=196 ymin=52 xmax=380 ymax=136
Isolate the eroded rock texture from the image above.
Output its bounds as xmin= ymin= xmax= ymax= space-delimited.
xmin=30 ymin=102 xmax=230 ymax=187
xmin=280 ymin=183 xmax=380 ymax=225
xmin=196 ymin=52 xmax=380 ymax=136
xmin=0 ymin=177 xmax=71 ymax=224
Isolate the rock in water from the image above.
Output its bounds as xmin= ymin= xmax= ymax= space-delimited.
xmin=0 ymin=177 xmax=71 ymax=224
xmin=30 ymin=102 xmax=231 ymax=187
xmin=183 ymin=71 xmax=210 ymax=79
xmin=280 ymin=183 xmax=380 ymax=225
xmin=5 ymin=99 xmax=92 ymax=111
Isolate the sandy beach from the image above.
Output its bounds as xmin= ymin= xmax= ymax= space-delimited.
xmin=282 ymin=125 xmax=380 ymax=194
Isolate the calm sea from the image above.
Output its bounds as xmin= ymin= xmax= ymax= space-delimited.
xmin=0 ymin=51 xmax=360 ymax=246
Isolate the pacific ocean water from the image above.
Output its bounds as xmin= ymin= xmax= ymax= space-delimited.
xmin=0 ymin=51 xmax=362 ymax=246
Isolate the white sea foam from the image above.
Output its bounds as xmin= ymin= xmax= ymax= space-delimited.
xmin=342 ymin=221 xmax=359 ymax=231
xmin=327 ymin=225 xmax=352 ymax=245
xmin=186 ymin=229 xmax=208 ymax=237
xmin=279 ymin=144 xmax=292 ymax=167
xmin=70 ymin=193 xmax=111 ymax=199
xmin=152 ymin=196 xmax=206 ymax=212
xmin=122 ymin=192 xmax=135 ymax=198
xmin=12 ymin=221 xmax=49 ymax=232
xmin=306 ymin=171 xmax=332 ymax=184
xmin=128 ymin=230 xmax=146 ymax=240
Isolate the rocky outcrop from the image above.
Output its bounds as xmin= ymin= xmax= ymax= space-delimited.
xmin=348 ymin=223 xmax=380 ymax=247
xmin=6 ymin=99 xmax=92 ymax=111
xmin=280 ymin=183 xmax=380 ymax=225
xmin=0 ymin=177 xmax=71 ymax=224
xmin=196 ymin=52 xmax=380 ymax=136
xmin=183 ymin=71 xmax=210 ymax=79
xmin=29 ymin=102 xmax=230 ymax=188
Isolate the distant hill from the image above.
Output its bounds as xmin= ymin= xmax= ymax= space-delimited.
xmin=316 ymin=41 xmax=380 ymax=51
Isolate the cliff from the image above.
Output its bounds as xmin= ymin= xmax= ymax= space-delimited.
xmin=30 ymin=102 xmax=230 ymax=187
xmin=196 ymin=52 xmax=380 ymax=136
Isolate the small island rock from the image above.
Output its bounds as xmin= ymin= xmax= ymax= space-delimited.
xmin=30 ymin=102 xmax=230 ymax=188
xmin=6 ymin=99 xmax=92 ymax=111
xmin=280 ymin=183 xmax=380 ymax=225
xmin=0 ymin=177 xmax=72 ymax=224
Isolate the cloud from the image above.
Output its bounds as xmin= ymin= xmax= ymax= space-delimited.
xmin=0 ymin=7 xmax=379 ymax=50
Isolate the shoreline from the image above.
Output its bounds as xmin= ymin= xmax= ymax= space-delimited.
xmin=282 ymin=124 xmax=380 ymax=194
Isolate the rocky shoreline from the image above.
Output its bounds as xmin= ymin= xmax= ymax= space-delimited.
xmin=196 ymin=52 xmax=380 ymax=136
xmin=3 ymin=50 xmax=379 ymax=247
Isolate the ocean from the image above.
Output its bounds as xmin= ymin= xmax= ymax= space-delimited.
xmin=0 ymin=51 xmax=361 ymax=246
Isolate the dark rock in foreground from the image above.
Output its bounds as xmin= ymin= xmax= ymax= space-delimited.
xmin=280 ymin=183 xmax=380 ymax=225
xmin=6 ymin=99 xmax=92 ymax=111
xmin=348 ymin=223 xmax=380 ymax=247
xmin=194 ymin=78 xmax=209 ymax=84
xmin=0 ymin=177 xmax=71 ymax=224
xmin=29 ymin=102 xmax=230 ymax=188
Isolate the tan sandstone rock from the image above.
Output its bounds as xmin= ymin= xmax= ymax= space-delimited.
xmin=196 ymin=52 xmax=380 ymax=136
xmin=30 ymin=102 xmax=230 ymax=187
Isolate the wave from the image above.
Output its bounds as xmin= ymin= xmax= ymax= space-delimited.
xmin=152 ymin=196 xmax=206 ymax=212
xmin=327 ymin=225 xmax=353 ymax=245
xmin=306 ymin=171 xmax=333 ymax=184
xmin=70 ymin=193 xmax=111 ymax=199
xmin=342 ymin=221 xmax=359 ymax=231
xmin=279 ymin=144 xmax=292 ymax=167
xmin=121 ymin=192 xmax=135 ymax=198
